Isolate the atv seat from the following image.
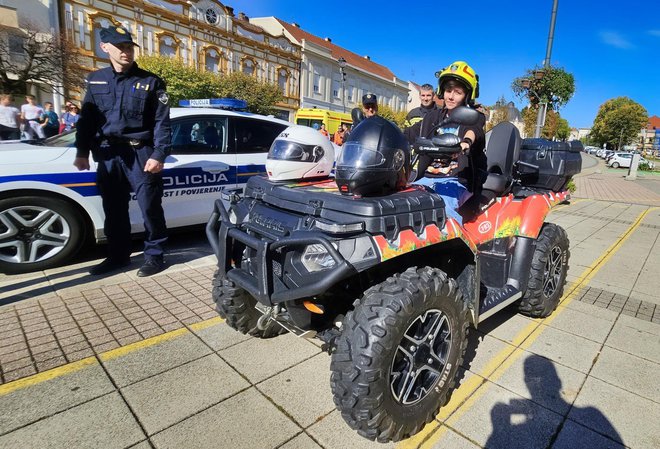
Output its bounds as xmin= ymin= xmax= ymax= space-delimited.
xmin=482 ymin=121 xmax=521 ymax=199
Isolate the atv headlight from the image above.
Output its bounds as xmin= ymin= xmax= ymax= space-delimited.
xmin=301 ymin=244 xmax=337 ymax=272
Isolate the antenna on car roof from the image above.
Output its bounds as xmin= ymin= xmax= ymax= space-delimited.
xmin=178 ymin=98 xmax=248 ymax=111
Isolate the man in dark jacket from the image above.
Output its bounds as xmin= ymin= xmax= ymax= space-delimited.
xmin=74 ymin=24 xmax=171 ymax=277
xmin=404 ymin=83 xmax=438 ymax=131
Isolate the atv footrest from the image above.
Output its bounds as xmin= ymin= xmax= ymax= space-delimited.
xmin=478 ymin=284 xmax=522 ymax=322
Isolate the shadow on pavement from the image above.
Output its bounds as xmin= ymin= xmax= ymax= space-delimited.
xmin=0 ymin=228 xmax=214 ymax=305
xmin=486 ymin=354 xmax=624 ymax=448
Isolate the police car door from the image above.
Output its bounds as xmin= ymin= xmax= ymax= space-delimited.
xmin=153 ymin=115 xmax=235 ymax=228
xmin=230 ymin=117 xmax=288 ymax=188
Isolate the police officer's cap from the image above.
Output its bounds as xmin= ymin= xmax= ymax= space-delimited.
xmin=100 ymin=25 xmax=139 ymax=47
xmin=362 ymin=93 xmax=378 ymax=106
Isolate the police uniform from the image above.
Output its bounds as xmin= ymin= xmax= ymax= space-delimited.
xmin=75 ymin=25 xmax=171 ymax=276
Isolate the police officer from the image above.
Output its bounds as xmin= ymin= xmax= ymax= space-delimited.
xmin=362 ymin=93 xmax=378 ymax=118
xmin=74 ymin=25 xmax=171 ymax=277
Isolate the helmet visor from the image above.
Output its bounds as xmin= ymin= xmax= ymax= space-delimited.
xmin=337 ymin=142 xmax=386 ymax=168
xmin=269 ymin=140 xmax=325 ymax=163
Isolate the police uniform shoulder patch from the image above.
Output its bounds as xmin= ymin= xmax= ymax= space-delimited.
xmin=158 ymin=92 xmax=169 ymax=105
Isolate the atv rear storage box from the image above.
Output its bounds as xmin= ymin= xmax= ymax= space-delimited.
xmin=517 ymin=138 xmax=582 ymax=191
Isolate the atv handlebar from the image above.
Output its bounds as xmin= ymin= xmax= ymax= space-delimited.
xmin=413 ymin=134 xmax=462 ymax=159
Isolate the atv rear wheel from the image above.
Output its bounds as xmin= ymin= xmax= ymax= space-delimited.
xmin=518 ymin=223 xmax=569 ymax=318
xmin=212 ymin=271 xmax=286 ymax=338
xmin=330 ymin=266 xmax=468 ymax=442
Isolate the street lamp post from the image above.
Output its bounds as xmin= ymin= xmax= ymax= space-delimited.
xmin=520 ymin=78 xmax=545 ymax=138
xmin=338 ymin=57 xmax=347 ymax=113
xmin=534 ymin=0 xmax=559 ymax=138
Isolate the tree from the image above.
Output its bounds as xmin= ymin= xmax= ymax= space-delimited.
xmin=214 ymin=72 xmax=283 ymax=116
xmin=521 ymin=106 xmax=559 ymax=139
xmin=137 ymin=56 xmax=283 ymax=115
xmin=512 ymin=66 xmax=575 ymax=139
xmin=377 ymin=103 xmax=407 ymax=128
xmin=556 ymin=118 xmax=571 ymax=141
xmin=0 ymin=22 xmax=85 ymax=95
xmin=590 ymin=97 xmax=647 ymax=150
xmin=137 ymin=55 xmax=219 ymax=106
xmin=511 ymin=66 xmax=575 ymax=110
xmin=486 ymin=97 xmax=510 ymax=132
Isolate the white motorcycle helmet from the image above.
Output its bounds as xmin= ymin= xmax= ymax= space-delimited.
xmin=266 ymin=125 xmax=335 ymax=181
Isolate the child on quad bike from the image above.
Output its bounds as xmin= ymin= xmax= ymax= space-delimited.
xmin=406 ymin=61 xmax=487 ymax=223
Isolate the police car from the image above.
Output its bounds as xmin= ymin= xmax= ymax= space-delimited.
xmin=0 ymin=99 xmax=290 ymax=274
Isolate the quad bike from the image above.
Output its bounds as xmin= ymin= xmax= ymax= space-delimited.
xmin=206 ymin=112 xmax=582 ymax=442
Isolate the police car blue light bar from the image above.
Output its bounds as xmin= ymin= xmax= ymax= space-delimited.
xmin=179 ymin=98 xmax=248 ymax=110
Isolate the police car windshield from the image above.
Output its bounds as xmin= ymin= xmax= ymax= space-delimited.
xmin=38 ymin=130 xmax=77 ymax=147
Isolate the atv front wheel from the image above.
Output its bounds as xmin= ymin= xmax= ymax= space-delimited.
xmin=518 ymin=223 xmax=570 ymax=318
xmin=330 ymin=266 xmax=469 ymax=442
xmin=212 ymin=271 xmax=286 ymax=338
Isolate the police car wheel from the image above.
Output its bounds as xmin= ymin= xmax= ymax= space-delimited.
xmin=0 ymin=196 xmax=86 ymax=274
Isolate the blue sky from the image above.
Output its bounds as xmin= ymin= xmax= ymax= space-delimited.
xmin=229 ymin=0 xmax=659 ymax=129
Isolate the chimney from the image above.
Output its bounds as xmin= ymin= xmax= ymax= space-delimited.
xmin=363 ymin=55 xmax=371 ymax=60
xmin=292 ymin=22 xmax=300 ymax=28
xmin=238 ymin=12 xmax=248 ymax=21
xmin=324 ymin=37 xmax=332 ymax=42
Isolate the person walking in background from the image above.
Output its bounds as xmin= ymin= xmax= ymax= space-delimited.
xmin=20 ymin=95 xmax=45 ymax=139
xmin=40 ymin=102 xmax=59 ymax=138
xmin=61 ymin=102 xmax=80 ymax=133
xmin=74 ymin=24 xmax=171 ymax=277
xmin=0 ymin=94 xmax=21 ymax=140
xmin=319 ymin=123 xmax=329 ymax=138
xmin=333 ymin=125 xmax=345 ymax=145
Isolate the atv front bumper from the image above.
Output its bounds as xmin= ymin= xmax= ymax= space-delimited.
xmin=206 ymin=199 xmax=356 ymax=306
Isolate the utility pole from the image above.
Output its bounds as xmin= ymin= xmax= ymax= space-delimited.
xmin=534 ymin=0 xmax=559 ymax=139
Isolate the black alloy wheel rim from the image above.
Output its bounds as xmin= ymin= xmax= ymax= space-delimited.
xmin=543 ymin=245 xmax=563 ymax=298
xmin=390 ymin=309 xmax=452 ymax=405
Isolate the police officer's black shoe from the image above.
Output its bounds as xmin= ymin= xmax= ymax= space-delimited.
xmin=89 ymin=257 xmax=131 ymax=275
xmin=137 ymin=259 xmax=165 ymax=277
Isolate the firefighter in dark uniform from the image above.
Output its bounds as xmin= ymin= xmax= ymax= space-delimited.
xmin=404 ymin=83 xmax=438 ymax=131
xmin=74 ymin=25 xmax=171 ymax=277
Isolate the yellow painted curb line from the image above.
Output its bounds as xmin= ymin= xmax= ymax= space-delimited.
xmin=0 ymin=358 xmax=98 ymax=396
xmin=399 ymin=207 xmax=655 ymax=449
xmin=0 ymin=317 xmax=225 ymax=396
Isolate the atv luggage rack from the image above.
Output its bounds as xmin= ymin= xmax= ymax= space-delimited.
xmin=206 ymin=199 xmax=356 ymax=306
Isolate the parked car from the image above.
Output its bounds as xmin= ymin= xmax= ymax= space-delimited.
xmin=608 ymin=152 xmax=656 ymax=169
xmin=0 ymin=106 xmax=290 ymax=274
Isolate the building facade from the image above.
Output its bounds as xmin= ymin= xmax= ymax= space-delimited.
xmin=251 ymin=17 xmax=408 ymax=114
xmin=58 ymin=0 xmax=301 ymax=120
xmin=0 ymin=0 xmax=64 ymax=111
xmin=640 ymin=115 xmax=660 ymax=155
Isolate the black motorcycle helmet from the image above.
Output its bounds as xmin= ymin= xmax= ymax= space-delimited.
xmin=335 ymin=116 xmax=410 ymax=197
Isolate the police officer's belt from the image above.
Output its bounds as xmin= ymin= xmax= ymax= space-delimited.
xmin=102 ymin=137 xmax=146 ymax=147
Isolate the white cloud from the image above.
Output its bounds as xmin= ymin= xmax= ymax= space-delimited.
xmin=649 ymin=29 xmax=660 ymax=37
xmin=599 ymin=31 xmax=634 ymax=49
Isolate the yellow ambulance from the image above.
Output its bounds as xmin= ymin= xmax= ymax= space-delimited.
xmin=294 ymin=108 xmax=352 ymax=135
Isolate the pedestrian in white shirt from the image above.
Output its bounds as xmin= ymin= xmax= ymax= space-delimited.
xmin=0 ymin=94 xmax=21 ymax=140
xmin=20 ymin=95 xmax=45 ymax=139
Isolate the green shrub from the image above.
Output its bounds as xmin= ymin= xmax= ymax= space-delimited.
xmin=566 ymin=179 xmax=576 ymax=193
xmin=638 ymin=161 xmax=652 ymax=171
